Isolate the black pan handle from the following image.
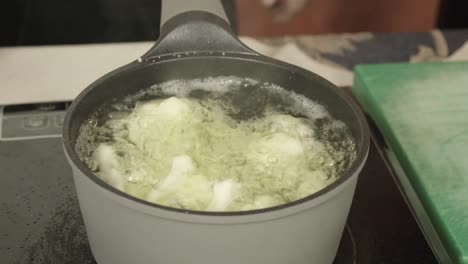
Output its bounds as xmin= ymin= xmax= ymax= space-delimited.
xmin=141 ymin=0 xmax=256 ymax=59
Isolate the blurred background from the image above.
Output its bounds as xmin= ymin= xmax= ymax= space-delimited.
xmin=2 ymin=0 xmax=468 ymax=46
xmin=238 ymin=0 xmax=465 ymax=36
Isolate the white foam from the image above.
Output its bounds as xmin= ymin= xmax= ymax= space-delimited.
xmin=144 ymin=77 xmax=331 ymax=122
xmin=261 ymin=82 xmax=330 ymax=120
xmin=148 ymin=76 xmax=259 ymax=97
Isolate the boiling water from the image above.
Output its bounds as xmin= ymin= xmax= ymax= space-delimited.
xmin=75 ymin=77 xmax=356 ymax=211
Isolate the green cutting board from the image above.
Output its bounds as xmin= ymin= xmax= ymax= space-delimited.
xmin=352 ymin=61 xmax=468 ymax=264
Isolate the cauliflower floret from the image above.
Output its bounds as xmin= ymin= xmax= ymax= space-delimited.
xmin=93 ymin=144 xmax=124 ymax=191
xmin=147 ymin=155 xmax=213 ymax=210
xmin=248 ymin=133 xmax=304 ymax=164
xmin=147 ymin=155 xmax=194 ymax=201
xmin=127 ymin=97 xmax=192 ymax=145
xmin=268 ymin=114 xmax=315 ymax=138
xmin=207 ymin=179 xmax=241 ymax=211
xmin=137 ymin=97 xmax=190 ymax=120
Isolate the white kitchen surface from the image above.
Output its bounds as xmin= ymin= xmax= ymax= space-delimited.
xmin=0 ymin=37 xmax=353 ymax=105
xmin=0 ymin=42 xmax=151 ymax=105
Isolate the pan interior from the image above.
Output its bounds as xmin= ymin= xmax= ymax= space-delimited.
xmin=65 ymin=56 xmax=367 ymax=213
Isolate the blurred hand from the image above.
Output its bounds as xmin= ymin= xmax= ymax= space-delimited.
xmin=261 ymin=0 xmax=310 ymax=22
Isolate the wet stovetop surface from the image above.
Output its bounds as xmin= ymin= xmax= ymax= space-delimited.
xmin=0 ymin=103 xmax=437 ymax=264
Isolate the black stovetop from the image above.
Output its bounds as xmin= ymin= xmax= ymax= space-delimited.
xmin=0 ymin=102 xmax=438 ymax=264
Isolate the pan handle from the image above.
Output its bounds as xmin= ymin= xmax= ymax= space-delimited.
xmin=141 ymin=0 xmax=256 ymax=59
xmin=160 ymin=0 xmax=229 ymax=26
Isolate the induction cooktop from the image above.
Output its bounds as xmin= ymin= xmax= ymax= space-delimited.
xmin=0 ymin=101 xmax=437 ymax=264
